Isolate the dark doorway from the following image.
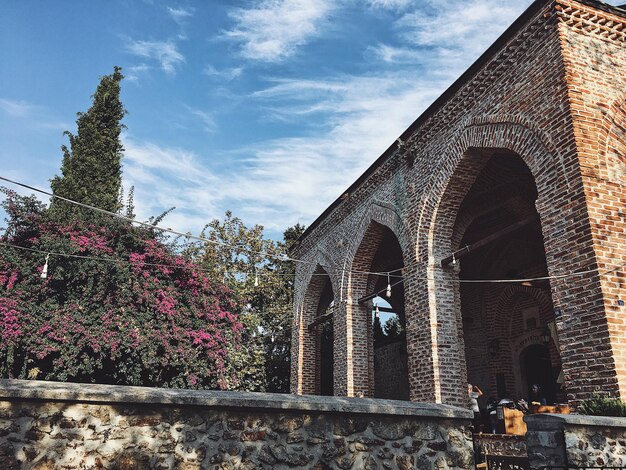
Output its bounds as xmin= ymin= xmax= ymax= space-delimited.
xmin=522 ymin=344 xmax=555 ymax=404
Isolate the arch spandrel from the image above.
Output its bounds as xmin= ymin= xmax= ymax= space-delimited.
xmin=294 ymin=249 xmax=340 ymax=309
xmin=424 ymin=121 xmax=558 ymax=260
xmin=344 ymin=201 xmax=411 ymax=271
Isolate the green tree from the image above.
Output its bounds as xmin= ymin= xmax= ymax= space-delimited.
xmin=192 ymin=213 xmax=304 ymax=392
xmin=50 ymin=67 xmax=126 ymax=217
xmin=383 ymin=315 xmax=403 ymax=340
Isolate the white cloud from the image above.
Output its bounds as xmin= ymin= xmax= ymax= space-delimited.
xmin=224 ymin=0 xmax=333 ymax=62
xmin=125 ymin=64 xmax=152 ymax=82
xmin=367 ymin=44 xmax=423 ymax=64
xmin=127 ymin=40 xmax=185 ymax=75
xmin=0 ymin=98 xmax=68 ymax=130
xmin=0 ymin=98 xmax=40 ymax=118
xmin=203 ymin=65 xmax=244 ymax=81
xmin=367 ymin=0 xmax=412 ymax=10
xmin=396 ymin=0 xmax=529 ymax=58
xmin=167 ymin=6 xmax=194 ymax=24
xmin=185 ymin=106 xmax=216 ymax=134
xmin=118 ymin=72 xmax=443 ymax=235
xmin=122 ymin=138 xmax=223 ymax=232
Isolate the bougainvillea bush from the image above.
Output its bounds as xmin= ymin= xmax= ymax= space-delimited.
xmin=0 ymin=189 xmax=242 ymax=389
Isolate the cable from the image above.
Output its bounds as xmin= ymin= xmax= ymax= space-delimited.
xmin=0 ymin=241 xmax=321 ymax=278
xmin=0 ymin=175 xmax=403 ymax=280
xmin=2 ymin=240 xmax=624 ymax=285
xmin=3 ymin=176 xmax=624 ymax=285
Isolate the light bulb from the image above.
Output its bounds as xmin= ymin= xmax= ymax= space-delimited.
xmin=40 ymin=254 xmax=50 ymax=279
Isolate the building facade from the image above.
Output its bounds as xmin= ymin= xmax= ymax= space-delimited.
xmin=290 ymin=0 xmax=626 ymax=406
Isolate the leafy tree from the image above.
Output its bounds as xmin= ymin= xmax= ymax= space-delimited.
xmin=50 ymin=67 xmax=126 ymax=217
xmin=192 ymin=213 xmax=304 ymax=392
xmin=383 ymin=315 xmax=403 ymax=340
xmin=0 ymin=189 xmax=241 ymax=389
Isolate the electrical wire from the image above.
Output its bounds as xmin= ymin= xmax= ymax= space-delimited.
xmin=2 ymin=176 xmax=624 ymax=285
xmin=0 ymin=241 xmax=321 ymax=278
xmin=2 ymin=240 xmax=623 ymax=285
xmin=0 ymin=175 xmax=402 ymax=279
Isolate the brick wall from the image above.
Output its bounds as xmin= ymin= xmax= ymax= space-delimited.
xmin=291 ymin=0 xmax=626 ymax=406
xmin=374 ymin=341 xmax=410 ymax=400
xmin=558 ymin=0 xmax=626 ymax=399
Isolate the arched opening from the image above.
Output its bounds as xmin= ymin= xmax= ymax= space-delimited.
xmin=316 ymin=277 xmax=334 ymax=396
xmin=372 ymin=295 xmax=409 ymax=400
xmin=450 ymin=152 xmax=565 ymax=407
xmin=297 ymin=266 xmax=335 ymax=395
xmin=351 ymin=221 xmax=409 ymax=400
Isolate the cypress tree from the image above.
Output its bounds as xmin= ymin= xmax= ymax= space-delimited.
xmin=51 ymin=67 xmax=126 ymax=217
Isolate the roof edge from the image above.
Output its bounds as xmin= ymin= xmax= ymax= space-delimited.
xmin=292 ymin=0 xmax=626 ymax=251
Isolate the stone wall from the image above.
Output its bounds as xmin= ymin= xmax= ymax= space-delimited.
xmin=525 ymin=413 xmax=626 ymax=469
xmin=0 ymin=379 xmax=474 ymax=469
xmin=473 ymin=434 xmax=527 ymax=459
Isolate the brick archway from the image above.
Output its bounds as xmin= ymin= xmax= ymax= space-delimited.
xmin=334 ymin=202 xmax=409 ymax=397
xmin=418 ymin=121 xmax=558 ymax=405
xmin=291 ymin=253 xmax=338 ymax=395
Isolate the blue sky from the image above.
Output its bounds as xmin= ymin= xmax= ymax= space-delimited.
xmin=2 ymin=1 xmax=621 ymax=240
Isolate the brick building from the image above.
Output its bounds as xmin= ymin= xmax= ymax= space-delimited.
xmin=290 ymin=0 xmax=626 ymax=406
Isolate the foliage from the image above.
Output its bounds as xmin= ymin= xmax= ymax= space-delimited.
xmin=50 ymin=67 xmax=126 ymax=218
xmin=190 ymin=212 xmax=304 ymax=392
xmin=383 ymin=315 xmax=403 ymax=340
xmin=577 ymin=394 xmax=626 ymax=417
xmin=0 ymin=189 xmax=242 ymax=389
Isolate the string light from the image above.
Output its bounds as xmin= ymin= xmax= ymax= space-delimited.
xmin=254 ymin=269 xmax=259 ymax=287
xmin=2 ymin=241 xmax=624 ymax=286
xmin=2 ymin=178 xmax=625 ymax=287
xmin=40 ymin=253 xmax=50 ymax=279
xmin=374 ymin=304 xmax=380 ymax=318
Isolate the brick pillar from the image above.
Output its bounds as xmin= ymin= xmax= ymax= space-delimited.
xmin=404 ymin=264 xmax=438 ymax=402
xmin=333 ymin=297 xmax=371 ymax=397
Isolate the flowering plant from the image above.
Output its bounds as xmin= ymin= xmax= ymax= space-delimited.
xmin=0 ymin=189 xmax=241 ymax=389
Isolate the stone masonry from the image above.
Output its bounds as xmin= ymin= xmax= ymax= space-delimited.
xmin=291 ymin=0 xmax=626 ymax=406
xmin=525 ymin=413 xmax=626 ymax=468
xmin=0 ymin=379 xmax=473 ymax=470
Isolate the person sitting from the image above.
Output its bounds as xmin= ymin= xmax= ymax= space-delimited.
xmin=530 ymin=383 xmax=547 ymax=405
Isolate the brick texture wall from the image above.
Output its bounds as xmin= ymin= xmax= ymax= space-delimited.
xmin=291 ymin=0 xmax=626 ymax=406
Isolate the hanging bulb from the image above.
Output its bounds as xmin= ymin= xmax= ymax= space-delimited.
xmin=386 ymin=273 xmax=392 ymax=298
xmin=452 ymin=253 xmax=456 ymax=265
xmin=254 ymin=270 xmax=259 ymax=287
xmin=40 ymin=254 xmax=50 ymax=279
xmin=375 ymin=304 xmax=380 ymax=318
